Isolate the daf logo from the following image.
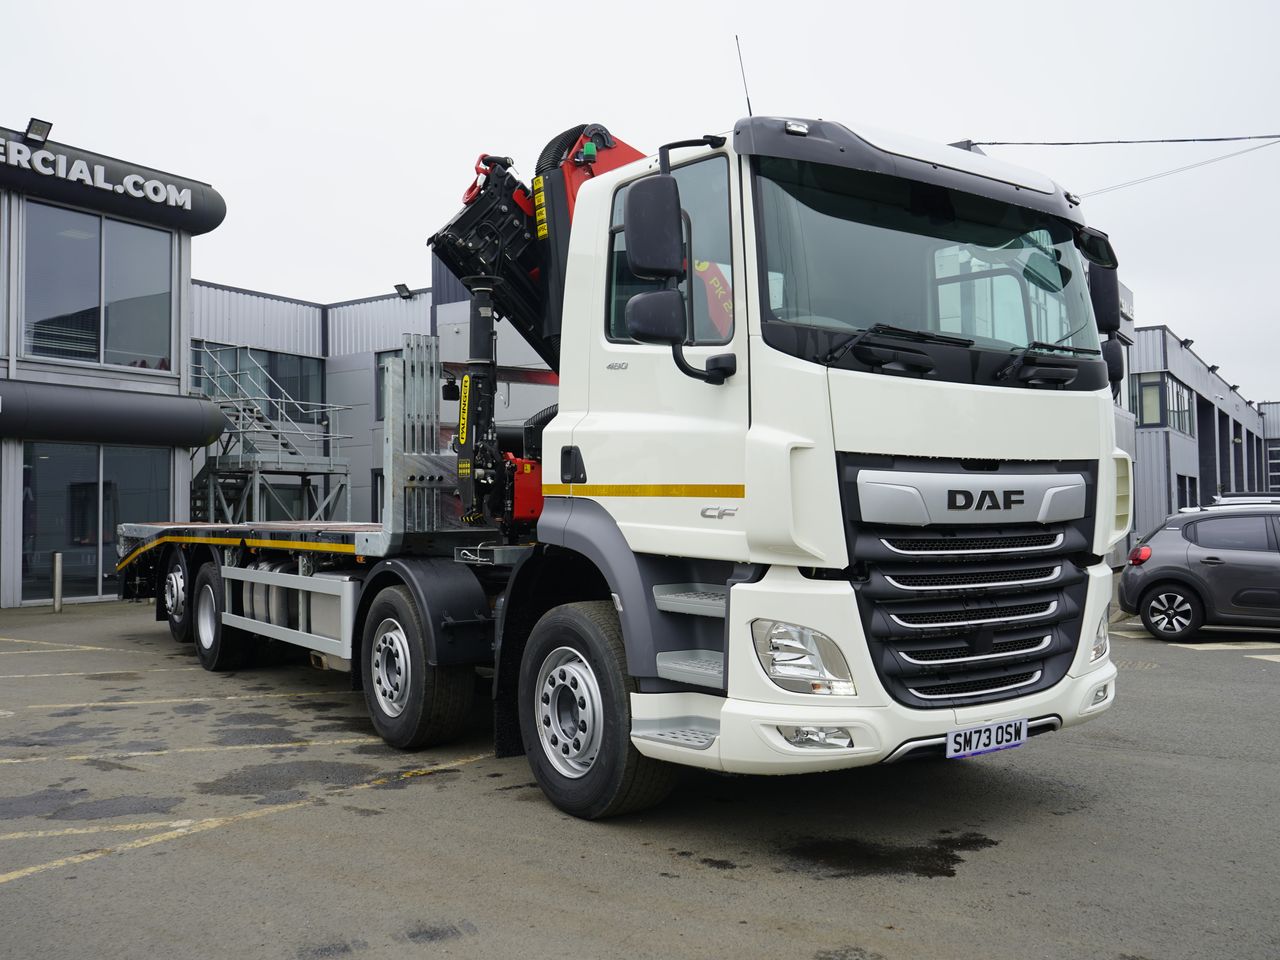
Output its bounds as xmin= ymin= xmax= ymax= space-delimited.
xmin=947 ymin=489 xmax=1026 ymax=511
xmin=700 ymin=506 xmax=738 ymax=520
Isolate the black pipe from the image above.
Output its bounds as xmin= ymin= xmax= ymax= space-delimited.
xmin=0 ymin=380 xmax=225 ymax=446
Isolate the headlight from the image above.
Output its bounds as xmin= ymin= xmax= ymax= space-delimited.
xmin=751 ymin=620 xmax=855 ymax=695
xmin=1091 ymin=609 xmax=1110 ymax=662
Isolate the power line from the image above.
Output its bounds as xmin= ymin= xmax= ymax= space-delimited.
xmin=972 ymin=134 xmax=1280 ymax=146
xmin=1081 ymin=138 xmax=1280 ymax=197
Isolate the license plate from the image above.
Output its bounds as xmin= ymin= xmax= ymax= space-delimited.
xmin=946 ymin=718 xmax=1027 ymax=759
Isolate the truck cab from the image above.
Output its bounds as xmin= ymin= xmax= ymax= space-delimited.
xmin=508 ymin=116 xmax=1127 ymax=807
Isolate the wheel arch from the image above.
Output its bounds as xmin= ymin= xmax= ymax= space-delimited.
xmin=351 ymin=558 xmax=492 ymax=690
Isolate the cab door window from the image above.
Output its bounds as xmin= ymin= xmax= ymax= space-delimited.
xmin=606 ymin=156 xmax=732 ymax=345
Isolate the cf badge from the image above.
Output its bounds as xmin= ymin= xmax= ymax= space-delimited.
xmin=700 ymin=506 xmax=738 ymax=520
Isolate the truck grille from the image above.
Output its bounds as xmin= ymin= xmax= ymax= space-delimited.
xmin=838 ymin=454 xmax=1097 ymax=710
xmin=881 ymin=532 xmax=1062 ymax=555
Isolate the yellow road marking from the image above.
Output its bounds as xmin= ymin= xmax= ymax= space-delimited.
xmin=25 ymin=690 xmax=359 ymax=710
xmin=0 ymin=736 xmax=382 ymax=765
xmin=0 ymin=820 xmax=197 ymax=841
xmin=0 ymin=753 xmax=488 ymax=887
xmin=0 ymin=637 xmax=142 ymax=654
xmin=0 ymin=667 xmax=202 ymax=680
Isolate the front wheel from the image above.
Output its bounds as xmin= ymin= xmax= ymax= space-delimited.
xmin=1140 ymin=585 xmax=1204 ymax=640
xmin=518 ymin=601 xmax=677 ymax=819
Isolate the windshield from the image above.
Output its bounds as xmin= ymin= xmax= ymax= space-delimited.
xmin=754 ymin=157 xmax=1100 ymax=355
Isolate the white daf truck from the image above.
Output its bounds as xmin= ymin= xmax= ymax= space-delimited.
xmin=117 ymin=116 xmax=1131 ymax=818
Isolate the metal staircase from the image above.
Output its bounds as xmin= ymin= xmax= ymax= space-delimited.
xmin=191 ymin=346 xmax=352 ymax=523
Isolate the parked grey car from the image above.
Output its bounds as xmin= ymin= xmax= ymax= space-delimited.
xmin=1118 ymin=507 xmax=1280 ymax=640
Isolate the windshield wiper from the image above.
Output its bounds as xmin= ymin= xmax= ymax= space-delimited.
xmin=996 ymin=340 xmax=1101 ymax=381
xmin=823 ymin=323 xmax=974 ymax=366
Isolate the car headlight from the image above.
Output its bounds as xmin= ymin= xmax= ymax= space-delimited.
xmin=1091 ymin=609 xmax=1110 ymax=662
xmin=751 ymin=620 xmax=855 ymax=695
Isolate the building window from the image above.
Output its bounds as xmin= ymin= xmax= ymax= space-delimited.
xmin=23 ymin=201 xmax=173 ymax=370
xmin=375 ymin=349 xmax=401 ymax=422
xmin=1166 ymin=376 xmax=1195 ymax=437
xmin=21 ymin=442 xmax=171 ymax=601
xmin=1130 ymin=372 xmax=1162 ymax=426
xmin=191 ymin=341 xmax=323 ymax=421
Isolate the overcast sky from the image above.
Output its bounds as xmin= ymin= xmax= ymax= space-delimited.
xmin=7 ymin=0 xmax=1278 ymax=397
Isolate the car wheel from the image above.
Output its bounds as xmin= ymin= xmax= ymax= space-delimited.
xmin=192 ymin=563 xmax=251 ymax=671
xmin=518 ymin=601 xmax=677 ymax=819
xmin=162 ymin=550 xmax=193 ymax=643
xmin=1140 ymin=585 xmax=1204 ymax=641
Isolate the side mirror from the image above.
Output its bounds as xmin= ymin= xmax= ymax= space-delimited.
xmin=624 ymin=175 xmax=684 ymax=278
xmin=1075 ymin=225 xmax=1118 ymax=269
xmin=626 ymin=289 xmax=686 ymax=344
xmin=1101 ymin=338 xmax=1125 ymax=385
xmin=1089 ymin=266 xmax=1122 ymax=336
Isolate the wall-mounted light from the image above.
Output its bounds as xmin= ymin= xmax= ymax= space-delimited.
xmin=1181 ymin=338 xmax=1194 ymax=348
xmin=1231 ymin=384 xmax=1240 ymax=392
xmin=24 ymin=118 xmax=52 ymax=144
xmin=1208 ymin=364 xmax=1220 ymax=373
xmin=394 ymin=283 xmax=413 ymax=300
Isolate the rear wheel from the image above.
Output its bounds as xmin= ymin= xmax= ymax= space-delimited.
xmin=1140 ymin=585 xmax=1204 ymax=641
xmin=518 ymin=601 xmax=677 ymax=819
xmin=361 ymin=586 xmax=474 ymax=749
xmin=163 ymin=551 xmax=193 ymax=643
xmin=192 ymin=563 xmax=250 ymax=671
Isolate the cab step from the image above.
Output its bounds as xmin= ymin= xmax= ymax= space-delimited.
xmin=655 ymin=649 xmax=724 ymax=688
xmin=632 ymin=717 xmax=719 ymax=751
xmin=652 ymin=583 xmax=727 ymax=618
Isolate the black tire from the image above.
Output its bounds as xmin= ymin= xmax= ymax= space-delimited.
xmin=361 ymin=586 xmax=475 ymax=749
xmin=191 ymin=563 xmax=251 ymax=671
xmin=163 ymin=550 xmax=193 ymax=644
xmin=1140 ymin=584 xmax=1204 ymax=641
xmin=518 ymin=601 xmax=677 ymax=819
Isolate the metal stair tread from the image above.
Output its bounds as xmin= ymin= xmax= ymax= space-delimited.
xmin=655 ymin=649 xmax=724 ymax=688
xmin=652 ymin=583 xmax=727 ymax=618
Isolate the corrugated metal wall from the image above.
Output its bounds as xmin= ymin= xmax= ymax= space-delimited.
xmin=328 ymin=292 xmax=433 ymax=357
xmin=1260 ymin=401 xmax=1280 ymax=438
xmin=1134 ymin=429 xmax=1170 ymax=536
xmin=192 ymin=281 xmax=323 ymax=356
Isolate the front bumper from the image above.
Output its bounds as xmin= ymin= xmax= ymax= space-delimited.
xmin=632 ymin=659 xmax=1116 ymax=773
xmin=631 ymin=563 xmax=1117 ymax=774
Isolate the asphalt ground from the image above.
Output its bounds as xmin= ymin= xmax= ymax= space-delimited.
xmin=0 ymin=601 xmax=1277 ymax=960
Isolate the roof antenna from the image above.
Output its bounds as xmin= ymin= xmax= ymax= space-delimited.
xmin=735 ymin=34 xmax=754 ymax=117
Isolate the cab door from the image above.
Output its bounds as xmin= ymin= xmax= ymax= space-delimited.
xmin=567 ymin=152 xmax=750 ymax=562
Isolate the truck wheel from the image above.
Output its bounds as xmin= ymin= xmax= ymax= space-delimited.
xmin=518 ymin=601 xmax=677 ymax=819
xmin=361 ymin=585 xmax=474 ymax=749
xmin=1140 ymin=585 xmax=1203 ymax=641
xmin=163 ymin=550 xmax=193 ymax=643
xmin=192 ymin=563 xmax=250 ymax=671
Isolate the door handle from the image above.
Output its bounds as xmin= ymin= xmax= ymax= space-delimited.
xmin=1199 ymin=557 xmax=1225 ymax=565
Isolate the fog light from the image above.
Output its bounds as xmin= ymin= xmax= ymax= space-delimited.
xmin=752 ymin=620 xmax=855 ymax=695
xmin=1091 ymin=611 xmax=1110 ymax=662
xmin=1092 ymin=684 xmax=1109 ymax=705
xmin=778 ymin=725 xmax=853 ymax=749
